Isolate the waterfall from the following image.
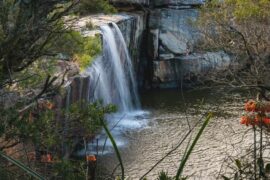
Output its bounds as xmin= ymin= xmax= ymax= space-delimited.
xmin=85 ymin=22 xmax=140 ymax=112
xmin=77 ymin=22 xmax=148 ymax=156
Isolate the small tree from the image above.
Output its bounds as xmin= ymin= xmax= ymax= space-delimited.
xmin=197 ymin=0 xmax=270 ymax=99
xmin=198 ymin=1 xmax=270 ymax=178
xmin=0 ymin=0 xmax=115 ymax=178
xmin=0 ymin=0 xmax=80 ymax=82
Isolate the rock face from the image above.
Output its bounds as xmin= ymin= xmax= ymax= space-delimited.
xmin=149 ymin=8 xmax=200 ymax=57
xmin=146 ymin=6 xmax=231 ymax=88
xmin=66 ymin=2 xmax=231 ymax=93
xmin=71 ymin=13 xmax=146 ymax=65
xmin=153 ymin=52 xmax=231 ymax=88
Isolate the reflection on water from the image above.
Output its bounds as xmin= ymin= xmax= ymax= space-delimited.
xmin=95 ymin=88 xmax=254 ymax=179
xmin=80 ymin=88 xmax=228 ymax=156
xmin=141 ymin=89 xmax=219 ymax=111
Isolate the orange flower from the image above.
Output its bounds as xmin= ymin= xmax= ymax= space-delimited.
xmin=240 ymin=116 xmax=250 ymax=126
xmin=86 ymin=155 xmax=96 ymax=162
xmin=41 ymin=154 xmax=53 ymax=163
xmin=46 ymin=101 xmax=54 ymax=110
xmin=245 ymin=100 xmax=256 ymax=112
xmin=38 ymin=100 xmax=54 ymax=110
xmin=240 ymin=116 xmax=247 ymax=125
xmin=240 ymin=115 xmax=259 ymax=126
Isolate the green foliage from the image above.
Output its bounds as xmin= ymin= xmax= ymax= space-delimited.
xmin=0 ymin=0 xmax=112 ymax=179
xmin=73 ymin=35 xmax=102 ymax=71
xmin=197 ymin=0 xmax=270 ymax=92
xmin=13 ymin=59 xmax=57 ymax=91
xmin=158 ymin=171 xmax=173 ymax=180
xmin=176 ymin=113 xmax=212 ymax=179
xmin=0 ymin=151 xmax=45 ymax=180
xmin=0 ymin=0 xmax=78 ymax=80
xmin=0 ymin=100 xmax=116 ymax=178
xmin=66 ymin=101 xmax=117 ymax=137
xmin=49 ymin=31 xmax=102 ymax=71
xmin=225 ymin=0 xmax=270 ymax=20
xmin=52 ymin=159 xmax=85 ymax=180
xmin=0 ymin=102 xmax=57 ymax=147
xmin=102 ymin=116 xmax=124 ymax=180
xmin=78 ymin=0 xmax=117 ymax=15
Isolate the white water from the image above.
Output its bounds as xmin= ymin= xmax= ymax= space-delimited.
xmin=85 ymin=22 xmax=140 ymax=112
xmin=79 ymin=23 xmax=149 ymax=155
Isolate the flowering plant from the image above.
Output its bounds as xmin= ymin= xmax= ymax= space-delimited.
xmin=241 ymin=100 xmax=270 ymax=127
xmin=239 ymin=99 xmax=270 ymax=179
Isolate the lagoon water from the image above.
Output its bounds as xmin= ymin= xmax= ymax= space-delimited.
xmin=94 ymin=89 xmax=254 ymax=180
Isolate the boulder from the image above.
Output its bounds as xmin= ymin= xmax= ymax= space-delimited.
xmin=159 ymin=31 xmax=191 ymax=55
xmin=149 ymin=8 xmax=201 ymax=56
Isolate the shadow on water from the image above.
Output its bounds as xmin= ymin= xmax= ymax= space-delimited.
xmin=141 ymin=88 xmax=224 ymax=112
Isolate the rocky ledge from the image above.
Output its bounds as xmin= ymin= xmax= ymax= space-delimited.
xmin=147 ymin=7 xmax=231 ymax=89
xmin=63 ymin=12 xmax=147 ymax=106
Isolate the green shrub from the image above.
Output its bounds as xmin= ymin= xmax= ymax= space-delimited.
xmin=78 ymin=0 xmax=117 ymax=15
xmin=73 ymin=35 xmax=102 ymax=71
xmin=48 ymin=30 xmax=102 ymax=71
xmin=158 ymin=171 xmax=173 ymax=180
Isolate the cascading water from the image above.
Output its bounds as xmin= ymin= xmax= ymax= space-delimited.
xmin=85 ymin=22 xmax=140 ymax=112
xmin=79 ymin=22 xmax=148 ymax=155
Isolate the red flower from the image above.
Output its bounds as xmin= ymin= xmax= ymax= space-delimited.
xmin=245 ymin=100 xmax=256 ymax=112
